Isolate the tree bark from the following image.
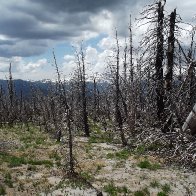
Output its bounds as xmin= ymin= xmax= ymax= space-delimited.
xmin=165 ymin=9 xmax=176 ymax=91
xmin=115 ymin=31 xmax=127 ymax=146
xmin=155 ymin=1 xmax=165 ymax=120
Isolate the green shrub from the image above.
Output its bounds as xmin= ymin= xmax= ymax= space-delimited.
xmin=104 ymin=182 xmax=128 ymax=196
xmin=0 ymin=152 xmax=53 ymax=167
xmin=115 ymin=149 xmax=130 ymax=159
xmin=9 ymin=156 xmax=26 ymax=167
xmin=137 ymin=160 xmax=161 ymax=170
xmin=157 ymin=192 xmax=168 ymax=196
xmin=107 ymin=149 xmax=131 ymax=160
xmin=134 ymin=145 xmax=146 ymax=155
xmin=0 ymin=152 xmax=26 ymax=167
xmin=0 ymin=184 xmax=6 ymax=195
xmin=28 ymin=159 xmax=53 ymax=167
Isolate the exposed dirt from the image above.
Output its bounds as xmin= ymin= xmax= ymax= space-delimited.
xmin=0 ymin=125 xmax=196 ymax=196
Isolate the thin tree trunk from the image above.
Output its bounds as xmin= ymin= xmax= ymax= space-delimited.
xmin=81 ymin=49 xmax=90 ymax=137
xmin=115 ymin=31 xmax=127 ymax=146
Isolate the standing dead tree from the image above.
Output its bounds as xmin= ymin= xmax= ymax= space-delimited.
xmin=81 ymin=48 xmax=90 ymax=137
xmin=187 ymin=28 xmax=196 ymax=108
xmin=155 ymin=0 xmax=165 ymax=120
xmin=53 ymin=51 xmax=76 ymax=175
xmin=165 ymin=9 xmax=177 ymax=91
xmin=161 ymin=9 xmax=177 ymax=133
xmin=75 ymin=46 xmax=90 ymax=137
xmin=136 ymin=0 xmax=167 ymax=124
xmin=127 ymin=14 xmax=136 ymax=133
xmin=114 ymin=31 xmax=127 ymax=146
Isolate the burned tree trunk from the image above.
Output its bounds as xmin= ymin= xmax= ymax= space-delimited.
xmin=155 ymin=1 xmax=165 ymax=120
xmin=8 ymin=63 xmax=14 ymax=108
xmin=81 ymin=51 xmax=90 ymax=137
xmin=188 ymin=30 xmax=196 ymax=108
xmin=93 ymin=77 xmax=99 ymax=122
xmin=80 ymin=48 xmax=90 ymax=137
xmin=115 ymin=31 xmax=127 ymax=146
xmin=165 ymin=9 xmax=176 ymax=91
xmin=161 ymin=9 xmax=176 ymax=133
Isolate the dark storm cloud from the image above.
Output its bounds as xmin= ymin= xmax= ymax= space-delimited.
xmin=0 ymin=40 xmax=14 ymax=46
xmin=0 ymin=0 xmax=138 ymax=57
xmin=29 ymin=0 xmax=129 ymax=13
xmin=0 ymin=39 xmax=49 ymax=57
xmin=0 ymin=0 xmax=194 ymax=58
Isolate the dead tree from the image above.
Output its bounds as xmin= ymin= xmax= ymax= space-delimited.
xmin=137 ymin=0 xmax=167 ymax=123
xmin=53 ymin=51 xmax=76 ymax=174
xmin=165 ymin=9 xmax=176 ymax=91
xmin=128 ymin=14 xmax=136 ymax=132
xmin=155 ymin=1 xmax=165 ymax=120
xmin=187 ymin=29 xmax=196 ymax=108
xmin=129 ymin=14 xmax=134 ymax=84
xmin=92 ymin=76 xmax=100 ymax=122
xmin=81 ymin=51 xmax=90 ymax=136
xmin=75 ymin=47 xmax=90 ymax=137
xmin=161 ymin=9 xmax=177 ymax=133
xmin=8 ymin=63 xmax=14 ymax=108
xmin=114 ymin=31 xmax=127 ymax=146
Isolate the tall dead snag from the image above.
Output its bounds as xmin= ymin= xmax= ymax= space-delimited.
xmin=81 ymin=48 xmax=90 ymax=137
xmin=53 ymin=51 xmax=75 ymax=174
xmin=165 ymin=9 xmax=176 ymax=91
xmin=187 ymin=29 xmax=196 ymax=108
xmin=129 ymin=14 xmax=134 ymax=84
xmin=128 ymin=14 xmax=136 ymax=133
xmin=161 ymin=9 xmax=176 ymax=133
xmin=75 ymin=47 xmax=90 ymax=137
xmin=8 ymin=63 xmax=14 ymax=108
xmin=7 ymin=63 xmax=15 ymax=126
xmin=155 ymin=1 xmax=165 ymax=120
xmin=115 ymin=31 xmax=127 ymax=146
xmin=92 ymin=77 xmax=100 ymax=122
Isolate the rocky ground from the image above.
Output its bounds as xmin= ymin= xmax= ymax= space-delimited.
xmin=0 ymin=124 xmax=196 ymax=196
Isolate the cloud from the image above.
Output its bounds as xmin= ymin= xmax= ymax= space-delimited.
xmin=0 ymin=0 xmax=195 ymax=80
xmin=0 ymin=56 xmax=49 ymax=80
xmin=29 ymin=0 xmax=128 ymax=13
xmin=62 ymin=36 xmax=129 ymax=79
xmin=0 ymin=0 xmax=195 ymax=58
xmin=0 ymin=0 xmax=140 ymax=58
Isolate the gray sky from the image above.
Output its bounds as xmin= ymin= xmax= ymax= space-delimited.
xmin=0 ymin=0 xmax=195 ymax=80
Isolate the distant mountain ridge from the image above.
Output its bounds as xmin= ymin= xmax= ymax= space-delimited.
xmin=0 ymin=79 xmax=53 ymax=97
xmin=0 ymin=79 xmax=109 ymax=97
